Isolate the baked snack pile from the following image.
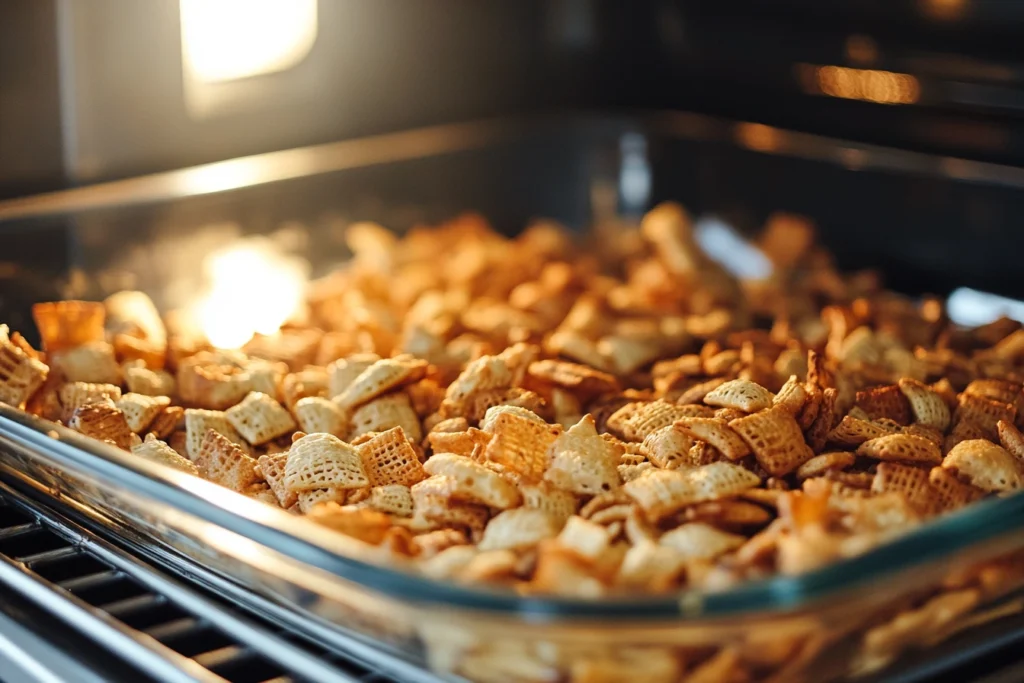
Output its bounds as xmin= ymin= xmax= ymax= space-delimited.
xmin=2 ymin=204 xmax=1023 ymax=611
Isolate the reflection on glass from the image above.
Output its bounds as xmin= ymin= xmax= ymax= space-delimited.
xmin=815 ymin=66 xmax=920 ymax=105
xmin=948 ymin=288 xmax=1024 ymax=327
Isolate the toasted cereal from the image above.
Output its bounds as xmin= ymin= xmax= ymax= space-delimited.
xmin=796 ymin=451 xmax=856 ymax=481
xmin=411 ymin=528 xmax=468 ymax=558
xmin=256 ymin=452 xmax=298 ymax=508
xmin=0 ymin=326 xmax=49 ymax=408
xmin=306 ymin=504 xmax=392 ymax=545
xmin=805 ymin=387 xmax=838 ymax=453
xmin=349 ymin=392 xmax=422 ymax=442
xmin=526 ymin=359 xmax=619 ymax=398
xmin=641 ymin=425 xmax=700 ymax=469
xmin=479 ymin=404 xmax=543 ymax=433
xmin=51 ymin=341 xmax=121 ymax=385
xmin=285 ymin=433 xmax=368 ymax=492
xmin=423 ymin=453 xmax=521 ymax=508
xmin=367 ymin=484 xmax=415 ymax=516
xmin=198 ymin=430 xmax=261 ymax=492
xmin=943 ymin=439 xmax=1023 ymax=492
xmin=444 ymin=353 xmax=515 ymax=406
xmin=293 ymin=396 xmax=348 ymax=437
xmin=478 ymin=508 xmax=560 ymax=552
xmin=729 ymin=408 xmax=814 ymax=476
xmin=997 ymin=419 xmax=1024 ymax=464
xmin=184 ymin=408 xmax=250 ymax=461
xmin=418 ymin=545 xmax=478 ymax=580
xmin=427 ymin=428 xmax=492 ymax=458
xmin=683 ymin=499 xmax=773 ymax=527
xmin=545 ymin=414 xmax=622 ymax=495
xmin=623 ymin=463 xmax=760 ymax=521
xmin=484 ymin=411 xmax=562 ymax=480
xmin=928 ymin=466 xmax=986 ymax=511
xmin=326 ymin=354 xmax=380 ymax=399
xmin=123 ymin=363 xmax=175 ymax=397
xmin=855 ymin=384 xmax=912 ymax=425
xmin=333 ymin=357 xmax=427 ymax=410
xmin=31 ymin=300 xmax=105 ymax=352
xmin=356 ymin=426 xmax=426 ymax=487
xmin=607 ymin=400 xmax=698 ymax=442
xmin=519 ymin=481 xmax=578 ymax=526
xmin=531 ymin=544 xmax=607 ymax=598
xmin=116 ymin=393 xmax=170 ymax=433
xmin=69 ymin=402 xmax=134 ymax=450
xmin=225 ymin=392 xmax=296 ymax=446
xmin=176 ymin=352 xmax=253 ymax=410
xmin=954 ymin=393 xmax=1016 ymax=441
xmin=131 ymin=434 xmax=199 ymax=475
xmin=773 ymin=375 xmax=808 ymax=415
xmin=828 ymin=415 xmax=898 ymax=446
xmin=557 ymin=516 xmax=611 ymax=561
xmin=703 ymin=378 xmax=774 ymax=413
xmin=871 ymin=463 xmax=941 ymax=516
xmin=458 ymin=549 xmax=520 ymax=583
xmin=675 ymin=417 xmax=750 ymax=460
xmin=297 ymin=488 xmax=347 ymax=514
xmin=618 ymin=461 xmax=654 ymax=482
xmin=964 ymin=379 xmax=1024 ymax=412
xmin=659 ymin=522 xmax=745 ymax=561
xmin=59 ymin=381 xmax=121 ymax=420
xmin=616 ymin=540 xmax=687 ymax=591
xmin=898 ymin=378 xmax=951 ymax=431
xmin=857 ymin=433 xmax=943 ymax=465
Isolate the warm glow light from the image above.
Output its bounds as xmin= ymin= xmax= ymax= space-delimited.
xmin=815 ymin=66 xmax=920 ymax=105
xmin=180 ymin=0 xmax=318 ymax=83
xmin=194 ymin=238 xmax=309 ymax=349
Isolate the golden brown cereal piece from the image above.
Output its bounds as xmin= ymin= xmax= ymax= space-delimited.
xmin=623 ymin=463 xmax=761 ymax=521
xmin=199 ymin=430 xmax=261 ymax=492
xmin=410 ymin=477 xmax=490 ymax=534
xmin=526 ymin=359 xmax=619 ymax=398
xmin=297 ymin=488 xmax=346 ymax=514
xmin=713 ymin=407 xmax=747 ymax=423
xmin=146 ymin=406 xmax=183 ymax=440
xmin=531 ymin=544 xmax=606 ymax=598
xmin=898 ymin=378 xmax=951 ymax=431
xmin=616 ymin=540 xmax=687 ymax=592
xmin=796 ymin=384 xmax=821 ymax=431
xmin=703 ymin=378 xmax=774 ymax=413
xmin=349 ymin=392 xmax=422 ymax=442
xmin=479 ymin=404 xmax=543 ymax=433
xmin=730 ymin=408 xmax=814 ymax=476
xmin=458 ymin=549 xmax=520 ymax=584
xmin=226 ymin=392 xmax=296 ymax=446
xmin=293 ymin=396 xmax=348 ymax=436
xmin=256 ymin=452 xmax=298 ymax=508
xmin=806 ymin=349 xmax=833 ymax=391
xmin=641 ymin=425 xmax=699 ymax=469
xmin=860 ymin=589 xmax=980 ymax=668
xmin=828 ymin=415 xmax=898 ymax=446
xmin=326 ymin=354 xmax=380 ymax=400
xmin=675 ymin=417 xmax=751 ymax=461
xmin=855 ymin=384 xmax=912 ymax=425
xmin=903 ymin=423 xmax=944 ymax=447
xmin=184 ymin=408 xmax=251 ymax=461
xmin=176 ymin=352 xmax=253 ymax=410
xmin=333 ymin=357 xmax=427 ymax=410
xmin=964 ymin=379 xmax=1024 ymax=411
xmin=131 ymin=434 xmax=199 ymax=476
xmin=444 ymin=353 xmax=515 ymax=406
xmin=59 ymin=381 xmax=121 ymax=421
xmin=51 ymin=341 xmax=121 ymax=385
xmin=427 ymin=428 xmax=492 ymax=458
xmin=739 ymin=488 xmax=786 ymax=508
xmin=69 ymin=402 xmax=133 ymax=450
xmin=943 ymin=439 xmax=1023 ymax=492
xmin=411 ymin=528 xmax=468 ymax=558
xmin=519 ymin=481 xmax=578 ymax=525
xmin=306 ymin=504 xmax=392 ymax=545
xmin=116 ymin=393 xmax=170 ymax=433
xmin=872 ymin=463 xmax=940 ymax=515
xmin=997 ymin=419 xmax=1024 ymax=464
xmin=545 ymin=414 xmax=622 ymax=495
xmin=418 ymin=545 xmax=477 ymax=580
xmin=281 ymin=367 xmax=329 ymax=410
xmin=796 ymin=451 xmax=856 ymax=481
xmin=954 ymin=393 xmax=1016 ymax=441
xmin=32 ymin=300 xmax=105 ymax=352
xmin=618 ymin=461 xmax=654 ymax=482
xmin=366 ymin=484 xmax=414 ymax=516
xmin=285 ymin=432 xmax=368 ymax=492
xmin=478 ymin=507 xmax=560 ymax=552
xmin=356 ymin=426 xmax=426 ymax=487
xmin=675 ymin=377 xmax=728 ymax=406
xmin=485 ymin=411 xmax=561 ymax=480
xmin=805 ymin=387 xmax=838 ymax=453
xmin=825 ymin=470 xmax=876 ymax=490
xmin=607 ymin=399 xmax=699 ymax=442
xmin=423 ymin=453 xmax=521 ymax=508
xmin=429 ymin=416 xmax=468 ymax=433
xmin=659 ymin=522 xmax=745 ymax=561
xmin=683 ymin=499 xmax=773 ymax=527
xmin=928 ymin=466 xmax=985 ymax=512
xmin=557 ymin=516 xmax=611 ymax=561
xmin=244 ymin=482 xmax=280 ymax=507
xmin=123 ymin=362 xmax=175 ymax=397
xmin=857 ymin=433 xmax=942 ymax=465
xmin=773 ymin=375 xmax=808 ymax=416
xmin=0 ymin=326 xmax=49 ymax=408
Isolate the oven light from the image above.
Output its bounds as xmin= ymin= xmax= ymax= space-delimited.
xmin=694 ymin=217 xmax=773 ymax=280
xmin=180 ymin=0 xmax=318 ymax=83
xmin=947 ymin=287 xmax=1024 ymax=327
xmin=811 ymin=66 xmax=920 ymax=105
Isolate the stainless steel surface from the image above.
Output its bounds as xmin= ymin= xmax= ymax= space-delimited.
xmin=0 ymin=609 xmax=111 ymax=683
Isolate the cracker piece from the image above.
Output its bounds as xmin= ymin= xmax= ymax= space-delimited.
xmin=285 ymin=433 xmax=368 ymax=492
xmin=131 ymin=435 xmax=199 ymax=475
xmin=0 ymin=326 xmax=49 ymax=408
xmin=607 ymin=399 xmax=698 ymax=442
xmin=257 ymin=452 xmax=298 ymax=508
xmin=484 ymin=411 xmax=561 ymax=481
xmin=545 ymin=414 xmax=621 ymax=495
xmin=773 ymin=375 xmax=808 ymax=415
xmin=199 ymin=429 xmax=261 ymax=492
xmin=796 ymin=451 xmax=856 ymax=481
xmin=294 ymin=396 xmax=348 ymax=436
xmin=116 ymin=393 xmax=171 ymax=433
xmin=703 ymin=378 xmax=774 ymax=413
xmin=478 ymin=508 xmax=560 ymax=552
xmin=658 ymin=522 xmax=745 ymax=561
xmin=872 ymin=463 xmax=941 ymax=515
xmin=479 ymin=404 xmax=543 ymax=433
xmin=675 ymin=417 xmax=750 ymax=460
xmin=297 ymin=488 xmax=346 ymax=514
xmin=69 ymin=402 xmax=133 ymax=450
xmin=943 ymin=439 xmax=1023 ymax=492
xmin=928 ymin=466 xmax=986 ymax=512
xmin=855 ymin=384 xmax=912 ymax=425
xmin=349 ymin=392 xmax=422 ymax=442
xmin=519 ymin=481 xmax=578 ymax=526
xmin=367 ymin=484 xmax=415 ymax=516
xmin=729 ymin=408 xmax=813 ymax=476
xmin=423 ymin=453 xmax=520 ymax=508
xmin=357 ymin=426 xmax=426 ymax=487
xmin=623 ymin=463 xmax=760 ymax=520
xmin=899 ymin=378 xmax=951 ymax=431
xmin=333 ymin=357 xmax=427 ymax=410
xmin=857 ymin=433 xmax=942 ymax=465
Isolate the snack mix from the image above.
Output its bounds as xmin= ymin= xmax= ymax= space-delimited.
xmin=3 ymin=204 xmax=1024 ymax=682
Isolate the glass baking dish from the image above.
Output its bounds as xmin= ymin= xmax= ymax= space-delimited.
xmin=3 ymin=112 xmax=1024 ymax=682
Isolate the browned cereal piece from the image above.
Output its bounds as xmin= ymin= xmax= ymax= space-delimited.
xmin=739 ymin=488 xmax=786 ymax=508
xmin=458 ymin=387 xmax=549 ymax=425
xmin=69 ymin=402 xmax=133 ymax=450
xmin=116 ymin=393 xmax=170 ymax=434
xmin=928 ymin=466 xmax=985 ymax=512
xmin=805 ymin=387 xmax=838 ymax=453
xmin=703 ymin=378 xmax=774 ymax=413
xmin=418 ymin=545 xmax=477 ymax=579
xmin=675 ymin=377 xmax=727 ymax=406
xmin=616 ymin=540 xmax=687 ymax=592
xmin=147 ymin=406 xmax=182 ymax=440
xmin=729 ymin=408 xmax=814 ymax=476
xmin=902 ymin=423 xmax=944 ymax=447
xmin=326 ymin=354 xmax=381 ymax=399
xmin=333 ymin=357 xmax=428 ymax=410
xmin=954 ymin=393 xmax=1016 ymax=441
xmin=531 ymin=544 xmax=607 ymax=598
xmin=427 ymin=428 xmax=491 ymax=458
xmin=297 ymin=488 xmax=346 ymax=514
xmin=997 ymin=419 xmax=1024 ymax=464
xmin=478 ymin=508 xmax=560 ymax=552
xmin=545 ymin=414 xmax=622 ymax=495
xmin=423 ymin=453 xmax=521 ymax=508
xmin=526 ymin=359 xmax=620 ymax=398
xmin=131 ymin=434 xmax=199 ymax=475
xmin=349 ymin=392 xmax=422 ymax=442
xmin=773 ymin=375 xmax=808 ymax=416
xmin=898 ymin=378 xmax=951 ymax=431
xmin=458 ymin=549 xmax=520 ymax=584
xmin=675 ymin=417 xmax=751 ymax=460
xmin=857 ymin=433 xmax=942 ymax=465
xmin=285 ymin=433 xmax=368 ymax=492
xmin=306 ymin=504 xmax=392 ymax=545
xmin=827 ymin=415 xmax=898 ymax=446
xmin=683 ymin=499 xmax=773 ymax=527
xmin=225 ymin=392 xmax=297 ymax=446
xmin=51 ymin=341 xmax=121 ymax=385
xmin=444 ymin=353 xmax=514 ymax=406
xmin=944 ymin=419 xmax=989 ymax=455
xmin=293 ymin=396 xmax=348 ymax=436
xmin=256 ymin=452 xmax=298 ymax=508
xmin=641 ymin=425 xmax=697 ymax=469
xmin=479 ymin=404 xmax=543 ymax=432
xmin=607 ymin=399 xmax=698 ymax=442
xmin=357 ymin=426 xmax=426 ymax=487
xmin=796 ymin=451 xmax=856 ymax=480
xmin=546 ymin=329 xmax=613 ymax=372
xmin=484 ymin=411 xmax=561 ymax=480
xmin=943 ymin=439 xmax=1023 ymax=492
xmin=871 ymin=463 xmax=941 ymax=515
xmin=861 ymin=589 xmax=980 ymax=668
xmin=824 ymin=470 xmax=876 ymax=490
xmin=123 ymin=363 xmax=175 ymax=397
xmin=659 ymin=522 xmax=745 ymax=561
xmin=176 ymin=351 xmax=252 ymax=410
xmin=281 ymin=367 xmax=329 ymax=410
xmin=410 ymin=477 xmax=490 ymax=535
xmin=806 ymin=349 xmax=833 ymax=391
xmin=964 ymin=378 xmax=1024 ymax=411
xmin=623 ymin=463 xmax=761 ymax=521
xmin=0 ymin=326 xmax=49 ymax=408
xmin=31 ymin=300 xmax=105 ymax=352
xmin=855 ymin=384 xmax=912 ymax=425
xmin=59 ymin=381 xmax=121 ymax=421
xmin=199 ymin=429 xmax=261 ymax=492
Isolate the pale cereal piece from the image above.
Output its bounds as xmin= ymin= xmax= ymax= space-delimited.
xmin=297 ymin=488 xmax=346 ymax=514
xmin=326 ymin=353 xmax=381 ymax=400
xmin=257 ymin=452 xmax=298 ymax=508
xmin=623 ymin=463 xmax=761 ymax=521
xmin=616 ymin=540 xmax=687 ymax=592
xmin=557 ymin=515 xmax=611 ymax=561
xmin=527 ymin=358 xmax=620 ymax=398
xmin=0 ymin=330 xmax=49 ymax=409
xmin=683 ymin=499 xmax=773 ymax=527
xmin=898 ymin=378 xmax=951 ymax=431
xmin=703 ymin=378 xmax=774 ymax=413
xmin=244 ymin=359 xmax=287 ymax=400
xmin=444 ymin=353 xmax=514 ymax=406
xmin=796 ymin=451 xmax=856 ymax=481
xmin=641 ymin=425 xmax=698 ymax=469
xmin=123 ymin=363 xmax=175 ymax=397
xmin=418 ymin=545 xmax=478 ymax=580
xmin=828 ymin=414 xmax=898 ymax=446
xmin=478 ymin=508 xmax=560 ymax=552
xmin=954 ymin=393 xmax=1016 ymax=441
xmin=943 ymin=439 xmax=1023 ymax=492
xmin=607 ymin=399 xmax=699 ymax=442
xmin=545 ymin=414 xmax=622 ymax=495
xmin=366 ymin=484 xmax=414 ymax=516
xmin=675 ymin=377 xmax=727 ymax=406
xmin=294 ymin=396 xmax=349 ymax=437
xmin=131 ymin=434 xmax=199 ymax=475
xmin=618 ymin=461 xmax=654 ymax=482
xmin=675 ymin=417 xmax=751 ymax=460
xmin=305 ymin=503 xmax=392 ymax=545
xmin=333 ymin=357 xmax=428 ymax=411
xmin=285 ymin=432 xmax=368 ymax=492
xmin=51 ymin=341 xmax=121 ymax=385
xmin=349 ymin=392 xmax=422 ymax=442
xmin=116 ymin=393 xmax=170 ymax=433
xmin=531 ymin=544 xmax=607 ymax=599
xmin=773 ymin=375 xmax=808 ymax=416
xmin=855 ymin=384 xmax=912 ymax=425
xmin=177 ymin=354 xmax=253 ymax=410
xmin=729 ymin=408 xmax=814 ymax=476
xmin=184 ymin=408 xmax=251 ymax=461
xmin=519 ymin=481 xmax=577 ymax=526
xmin=659 ymin=522 xmax=745 ymax=561
xmin=225 ymin=392 xmax=296 ymax=446
xmin=485 ymin=411 xmax=562 ymax=480
xmin=427 ymin=428 xmax=492 ymax=458
xmin=479 ymin=404 xmax=544 ymax=433
xmin=997 ymin=419 xmax=1024 ymax=464
xmin=199 ymin=430 xmax=261 ymax=492
xmin=411 ymin=528 xmax=468 ymax=558
xmin=69 ymin=403 xmax=134 ymax=450
xmin=872 ymin=462 xmax=941 ymax=515
xmin=857 ymin=433 xmax=943 ymax=465
xmin=423 ymin=453 xmax=521 ymax=508
xmin=357 ymin=426 xmax=426 ymax=487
